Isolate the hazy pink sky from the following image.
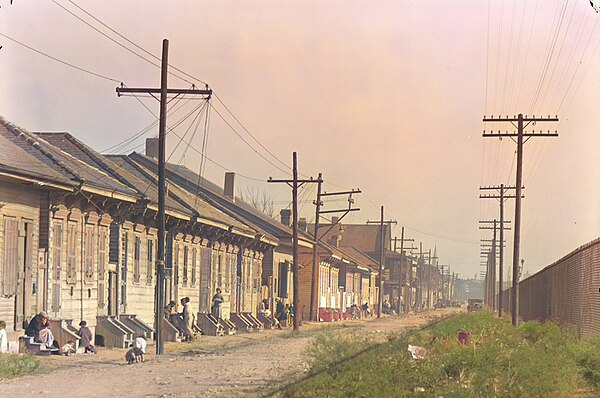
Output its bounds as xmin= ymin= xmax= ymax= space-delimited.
xmin=1 ymin=0 xmax=599 ymax=279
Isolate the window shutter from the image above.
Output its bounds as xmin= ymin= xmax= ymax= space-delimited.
xmin=66 ymin=223 xmax=77 ymax=284
xmin=133 ymin=236 xmax=141 ymax=283
xmin=85 ymin=226 xmax=94 ymax=283
xmin=146 ymin=239 xmax=154 ymax=285
xmin=2 ymin=218 xmax=18 ymax=295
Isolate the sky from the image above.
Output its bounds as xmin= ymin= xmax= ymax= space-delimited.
xmin=1 ymin=0 xmax=600 ymax=280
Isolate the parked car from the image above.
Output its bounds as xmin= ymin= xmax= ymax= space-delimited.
xmin=467 ymin=299 xmax=483 ymax=312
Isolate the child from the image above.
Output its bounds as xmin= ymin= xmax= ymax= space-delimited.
xmin=62 ymin=340 xmax=76 ymax=356
xmin=0 ymin=320 xmax=8 ymax=353
xmin=77 ymin=321 xmax=96 ymax=354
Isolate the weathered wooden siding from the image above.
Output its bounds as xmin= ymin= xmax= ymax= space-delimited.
xmin=0 ymin=181 xmax=40 ymax=338
xmin=48 ymin=208 xmax=111 ymax=329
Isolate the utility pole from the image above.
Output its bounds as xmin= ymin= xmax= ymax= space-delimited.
xmin=483 ymin=114 xmax=558 ymax=326
xmin=392 ymin=228 xmax=414 ymax=314
xmin=309 ymin=173 xmax=323 ymax=322
xmin=116 ymin=39 xmax=212 ymax=355
xmin=367 ymin=207 xmax=396 ymax=318
xmin=309 ymin=178 xmax=360 ymax=321
xmin=479 ymin=220 xmax=510 ymax=312
xmin=480 ymin=185 xmax=522 ymax=317
xmin=268 ymin=153 xmax=320 ymax=331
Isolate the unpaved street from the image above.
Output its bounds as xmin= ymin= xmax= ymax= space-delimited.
xmin=0 ymin=310 xmax=458 ymax=398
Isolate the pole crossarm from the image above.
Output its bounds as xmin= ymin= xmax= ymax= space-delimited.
xmin=116 ymin=86 xmax=212 ymax=97
xmin=319 ymin=208 xmax=361 ymax=215
xmin=480 ymin=185 xmax=520 ymax=190
xmin=320 ymin=189 xmax=361 ymax=197
xmin=482 ymin=131 xmax=558 ymax=138
xmin=482 ymin=116 xmax=558 ymax=122
xmin=479 ymin=226 xmax=511 ymax=231
xmin=480 ymin=194 xmax=522 ymax=199
xmin=479 ymin=220 xmax=511 ymax=224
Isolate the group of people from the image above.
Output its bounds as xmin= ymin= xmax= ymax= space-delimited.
xmin=165 ymin=296 xmax=195 ymax=341
xmin=23 ymin=311 xmax=96 ymax=355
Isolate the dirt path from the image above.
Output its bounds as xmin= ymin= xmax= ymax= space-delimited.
xmin=0 ymin=309 xmax=459 ymax=398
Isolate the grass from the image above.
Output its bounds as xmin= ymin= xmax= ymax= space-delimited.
xmin=0 ymin=354 xmax=40 ymax=380
xmin=276 ymin=311 xmax=600 ymax=398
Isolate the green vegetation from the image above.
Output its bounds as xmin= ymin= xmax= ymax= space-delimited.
xmin=0 ymin=354 xmax=40 ymax=380
xmin=278 ymin=312 xmax=600 ymax=397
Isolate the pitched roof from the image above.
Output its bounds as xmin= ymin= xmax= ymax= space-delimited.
xmin=0 ymin=118 xmax=138 ymax=200
xmin=128 ymin=152 xmax=311 ymax=247
xmin=108 ymin=155 xmax=257 ymax=236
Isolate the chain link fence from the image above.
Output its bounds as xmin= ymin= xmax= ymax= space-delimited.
xmin=500 ymin=237 xmax=600 ymax=338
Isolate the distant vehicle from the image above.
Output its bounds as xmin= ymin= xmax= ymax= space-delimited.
xmin=467 ymin=299 xmax=483 ymax=312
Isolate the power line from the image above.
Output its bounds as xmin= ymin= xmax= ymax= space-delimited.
xmin=62 ymin=0 xmax=207 ymax=87
xmin=0 ymin=32 xmax=121 ymax=83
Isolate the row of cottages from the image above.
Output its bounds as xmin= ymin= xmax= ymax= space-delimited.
xmin=125 ymin=146 xmax=379 ymax=320
xmin=313 ymin=221 xmax=417 ymax=314
xmin=0 ymin=116 xmax=384 ymax=347
xmin=297 ymin=241 xmax=379 ymax=321
xmin=0 ymin=118 xmax=278 ymax=347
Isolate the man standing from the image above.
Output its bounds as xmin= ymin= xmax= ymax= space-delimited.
xmin=211 ymin=288 xmax=224 ymax=319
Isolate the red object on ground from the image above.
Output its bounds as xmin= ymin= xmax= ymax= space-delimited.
xmin=458 ymin=331 xmax=471 ymax=345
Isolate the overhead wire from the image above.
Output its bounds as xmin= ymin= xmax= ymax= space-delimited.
xmin=0 ymin=32 xmax=121 ymax=83
xmin=49 ymin=0 xmax=194 ymax=86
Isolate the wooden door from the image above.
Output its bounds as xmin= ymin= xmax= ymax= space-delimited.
xmin=107 ymin=271 xmax=118 ymax=316
xmin=15 ymin=221 xmax=33 ymax=329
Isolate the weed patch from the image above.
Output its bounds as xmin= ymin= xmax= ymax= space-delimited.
xmin=278 ymin=312 xmax=600 ymax=397
xmin=0 ymin=354 xmax=40 ymax=380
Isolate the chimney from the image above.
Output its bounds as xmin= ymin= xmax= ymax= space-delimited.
xmin=145 ymin=137 xmax=159 ymax=158
xmin=331 ymin=216 xmax=339 ymax=225
xmin=328 ymin=235 xmax=339 ymax=247
xmin=298 ymin=217 xmax=307 ymax=232
xmin=224 ymin=172 xmax=235 ymax=201
xmin=280 ymin=209 xmax=291 ymax=226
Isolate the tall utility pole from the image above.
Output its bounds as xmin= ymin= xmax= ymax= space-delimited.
xmin=309 ymin=173 xmax=323 ymax=322
xmin=483 ymin=114 xmax=558 ymax=326
xmin=116 ymin=39 xmax=212 ymax=355
xmin=480 ymin=185 xmax=521 ymax=317
xmin=479 ymin=220 xmax=510 ymax=311
xmin=392 ymin=228 xmax=414 ymax=314
xmin=426 ymin=249 xmax=432 ymax=309
xmin=309 ymin=179 xmax=360 ymax=321
xmin=367 ymin=207 xmax=396 ymax=318
xmin=268 ymin=153 xmax=320 ymax=331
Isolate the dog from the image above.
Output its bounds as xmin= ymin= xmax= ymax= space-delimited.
xmin=125 ymin=347 xmax=144 ymax=364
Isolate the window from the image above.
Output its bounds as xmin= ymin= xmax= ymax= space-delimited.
xmin=98 ymin=227 xmax=107 ymax=309
xmin=66 ymin=223 xmax=77 ymax=284
xmin=147 ymin=239 xmax=154 ymax=285
xmin=52 ymin=222 xmax=63 ymax=281
xmin=133 ymin=236 xmax=141 ymax=284
xmin=84 ymin=226 xmax=94 ymax=283
xmin=2 ymin=218 xmax=18 ymax=296
xmin=173 ymin=243 xmax=179 ymax=287
xmin=191 ymin=247 xmax=197 ymax=286
xmin=121 ymin=230 xmax=128 ymax=306
xmin=183 ymin=246 xmax=189 ymax=286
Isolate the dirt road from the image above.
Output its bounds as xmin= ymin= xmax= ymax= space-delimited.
xmin=0 ymin=309 xmax=458 ymax=398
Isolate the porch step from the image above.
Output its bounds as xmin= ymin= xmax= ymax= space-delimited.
xmin=219 ymin=318 xmax=237 ymax=335
xmin=119 ymin=314 xmax=154 ymax=340
xmin=230 ymin=313 xmax=254 ymax=333
xmin=48 ymin=319 xmax=81 ymax=352
xmin=95 ymin=316 xmax=136 ymax=348
xmin=197 ymin=313 xmax=224 ymax=336
xmin=19 ymin=336 xmax=60 ymax=356
xmin=242 ymin=312 xmax=264 ymax=332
